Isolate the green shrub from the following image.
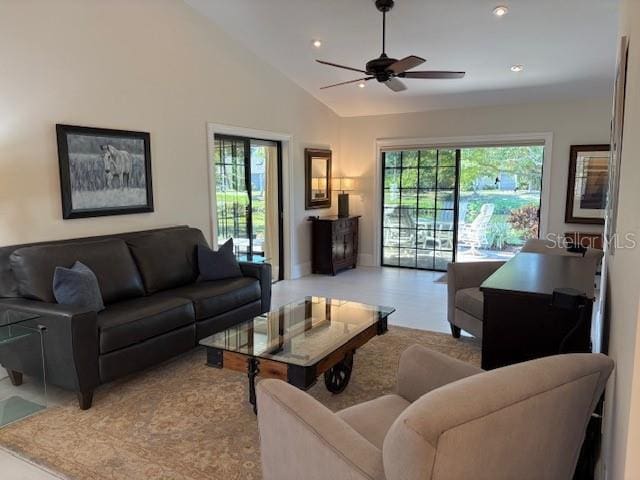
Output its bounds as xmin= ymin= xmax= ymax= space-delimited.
xmin=486 ymin=223 xmax=512 ymax=250
xmin=508 ymin=205 xmax=539 ymax=239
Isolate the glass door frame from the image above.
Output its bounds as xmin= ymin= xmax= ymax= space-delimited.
xmin=379 ymin=148 xmax=461 ymax=272
xmin=213 ymin=133 xmax=285 ymax=281
xmin=379 ymin=143 xmax=548 ymax=271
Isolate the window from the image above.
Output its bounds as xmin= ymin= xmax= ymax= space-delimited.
xmin=381 ymin=144 xmax=544 ymax=271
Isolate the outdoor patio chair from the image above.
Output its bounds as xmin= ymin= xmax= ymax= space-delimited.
xmin=384 ymin=207 xmax=418 ymax=247
xmin=457 ymin=203 xmax=495 ymax=255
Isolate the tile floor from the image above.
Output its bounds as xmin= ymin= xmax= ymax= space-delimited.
xmin=0 ymin=266 xmax=449 ymax=478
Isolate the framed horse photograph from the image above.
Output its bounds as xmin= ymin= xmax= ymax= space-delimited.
xmin=56 ymin=124 xmax=154 ymax=218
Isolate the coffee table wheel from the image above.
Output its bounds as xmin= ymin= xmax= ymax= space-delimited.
xmin=324 ymin=352 xmax=354 ymax=394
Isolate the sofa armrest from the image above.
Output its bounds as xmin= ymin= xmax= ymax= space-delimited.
xmin=239 ymin=262 xmax=272 ymax=313
xmin=0 ymin=298 xmax=100 ymax=394
xmin=257 ymin=379 xmax=384 ymax=480
xmin=396 ymin=345 xmax=483 ymax=403
xmin=446 ymin=260 xmax=505 ymax=325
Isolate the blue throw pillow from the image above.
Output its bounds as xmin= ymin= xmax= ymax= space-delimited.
xmin=197 ymin=239 xmax=242 ymax=282
xmin=53 ymin=261 xmax=105 ymax=312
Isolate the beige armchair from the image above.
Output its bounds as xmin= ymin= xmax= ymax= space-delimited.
xmin=257 ymin=346 xmax=613 ymax=480
xmin=447 ymin=260 xmax=505 ymax=338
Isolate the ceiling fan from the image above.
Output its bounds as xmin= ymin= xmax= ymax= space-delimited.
xmin=317 ymin=0 xmax=465 ymax=92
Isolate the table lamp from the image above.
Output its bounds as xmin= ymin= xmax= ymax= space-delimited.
xmin=333 ymin=177 xmax=355 ymax=217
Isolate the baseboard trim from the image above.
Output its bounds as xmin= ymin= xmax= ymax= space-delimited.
xmin=358 ymin=253 xmax=376 ymax=267
xmin=291 ymin=261 xmax=312 ymax=279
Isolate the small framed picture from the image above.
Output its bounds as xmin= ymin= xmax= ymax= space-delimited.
xmin=565 ymin=144 xmax=610 ymax=224
xmin=56 ymin=124 xmax=154 ymax=219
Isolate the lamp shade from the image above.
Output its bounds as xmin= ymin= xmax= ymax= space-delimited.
xmin=332 ymin=177 xmax=356 ymax=192
xmin=311 ymin=177 xmax=327 ymax=190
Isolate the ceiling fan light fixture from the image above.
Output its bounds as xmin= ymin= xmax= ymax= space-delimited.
xmin=492 ymin=5 xmax=509 ymax=17
xmin=510 ymin=64 xmax=524 ymax=72
xmin=312 ymin=39 xmax=322 ymax=48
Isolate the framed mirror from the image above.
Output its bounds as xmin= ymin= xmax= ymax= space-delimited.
xmin=305 ymin=148 xmax=332 ymax=209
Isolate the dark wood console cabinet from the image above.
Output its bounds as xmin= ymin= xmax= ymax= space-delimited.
xmin=310 ymin=216 xmax=360 ymax=275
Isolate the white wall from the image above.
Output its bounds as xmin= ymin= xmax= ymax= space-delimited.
xmin=338 ymin=99 xmax=611 ymax=264
xmin=0 ymin=0 xmax=340 ymax=276
xmin=603 ymin=0 xmax=640 ymax=478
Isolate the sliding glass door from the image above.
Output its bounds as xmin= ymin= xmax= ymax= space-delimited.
xmin=213 ymin=134 xmax=283 ymax=280
xmin=456 ymin=145 xmax=544 ymax=262
xmin=381 ymin=149 xmax=458 ymax=271
xmin=381 ymin=144 xmax=544 ymax=271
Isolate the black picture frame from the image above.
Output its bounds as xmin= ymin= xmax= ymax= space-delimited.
xmin=565 ymin=144 xmax=610 ymax=225
xmin=305 ymin=148 xmax=332 ymax=210
xmin=56 ymin=124 xmax=154 ymax=219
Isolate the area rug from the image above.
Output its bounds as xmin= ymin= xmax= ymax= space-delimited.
xmin=0 ymin=326 xmax=480 ymax=480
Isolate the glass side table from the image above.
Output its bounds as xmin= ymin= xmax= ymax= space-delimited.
xmin=0 ymin=308 xmax=47 ymax=427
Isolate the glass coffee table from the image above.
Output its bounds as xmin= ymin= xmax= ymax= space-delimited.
xmin=0 ymin=308 xmax=47 ymax=427
xmin=200 ymin=296 xmax=395 ymax=413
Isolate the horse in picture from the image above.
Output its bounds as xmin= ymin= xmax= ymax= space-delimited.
xmin=101 ymin=144 xmax=133 ymax=189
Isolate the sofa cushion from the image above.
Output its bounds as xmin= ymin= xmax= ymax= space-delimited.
xmin=126 ymin=228 xmax=207 ymax=294
xmin=338 ymin=394 xmax=410 ymax=449
xmin=455 ymin=287 xmax=484 ymax=320
xmin=168 ymin=277 xmax=261 ymax=320
xmin=97 ymin=295 xmax=195 ymax=354
xmin=197 ymin=240 xmax=242 ymax=282
xmin=53 ymin=261 xmax=105 ymax=312
xmin=10 ymin=239 xmax=145 ymax=304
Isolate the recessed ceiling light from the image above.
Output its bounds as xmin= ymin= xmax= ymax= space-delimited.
xmin=510 ymin=64 xmax=524 ymax=72
xmin=312 ymin=39 xmax=322 ymax=48
xmin=358 ymin=82 xmax=366 ymax=88
xmin=493 ymin=5 xmax=509 ymax=17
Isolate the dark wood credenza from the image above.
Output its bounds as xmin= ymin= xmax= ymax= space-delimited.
xmin=310 ymin=216 xmax=360 ymax=275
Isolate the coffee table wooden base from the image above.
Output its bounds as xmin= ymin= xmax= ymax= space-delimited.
xmin=205 ymin=316 xmax=388 ymax=413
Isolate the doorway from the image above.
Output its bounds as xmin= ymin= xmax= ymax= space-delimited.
xmin=213 ymin=134 xmax=284 ymax=281
xmin=380 ymin=144 xmax=544 ymax=271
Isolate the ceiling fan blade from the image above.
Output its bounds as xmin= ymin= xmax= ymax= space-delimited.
xmin=389 ymin=55 xmax=426 ymax=74
xmin=320 ymin=77 xmax=373 ymax=90
xmin=400 ymin=71 xmax=466 ymax=79
xmin=316 ymin=59 xmax=367 ymax=74
xmin=385 ymin=77 xmax=407 ymax=92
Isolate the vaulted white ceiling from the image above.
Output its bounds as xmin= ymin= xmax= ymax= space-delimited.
xmin=186 ymin=0 xmax=619 ymax=117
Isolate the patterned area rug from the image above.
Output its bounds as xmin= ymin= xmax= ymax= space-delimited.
xmin=0 ymin=327 xmax=480 ymax=479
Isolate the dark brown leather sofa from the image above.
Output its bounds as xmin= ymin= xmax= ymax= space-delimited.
xmin=0 ymin=226 xmax=271 ymax=409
